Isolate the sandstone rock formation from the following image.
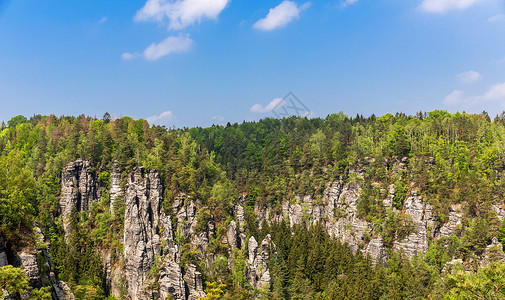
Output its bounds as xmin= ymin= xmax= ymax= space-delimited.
xmin=109 ymin=162 xmax=123 ymax=213
xmin=247 ymin=235 xmax=273 ymax=290
xmin=60 ymin=159 xmax=99 ymax=238
xmin=52 ymin=281 xmax=76 ymax=300
xmin=393 ymin=194 xmax=433 ymax=258
xmin=123 ymin=167 xmax=185 ymax=300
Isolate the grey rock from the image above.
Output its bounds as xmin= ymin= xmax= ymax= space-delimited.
xmin=52 ymin=281 xmax=75 ymax=300
xmin=184 ymin=264 xmax=206 ymax=300
xmin=60 ymin=160 xmax=98 ymax=239
xmin=227 ymin=221 xmax=238 ymax=249
xmin=123 ymin=168 xmax=184 ymax=300
xmin=438 ymin=205 xmax=462 ymax=238
xmin=0 ymin=237 xmax=8 ymax=267
xmin=109 ymin=162 xmax=123 ymax=213
xmin=235 ymin=204 xmax=245 ymax=232
xmin=19 ymin=250 xmax=42 ymax=289
xmin=247 ymin=235 xmax=273 ymax=290
xmin=393 ymin=196 xmax=431 ymax=257
xmin=365 ymin=236 xmax=387 ymax=267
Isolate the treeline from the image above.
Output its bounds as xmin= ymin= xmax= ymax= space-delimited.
xmin=1 ymin=111 xmax=505 ymax=299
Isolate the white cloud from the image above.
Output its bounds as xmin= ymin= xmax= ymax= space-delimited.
xmin=483 ymin=82 xmax=505 ymax=100
xmin=250 ymin=98 xmax=284 ymax=113
xmin=253 ymin=1 xmax=310 ymax=31
xmin=211 ymin=115 xmax=225 ymax=121
xmin=457 ymin=70 xmax=482 ymax=84
xmin=98 ymin=16 xmax=108 ymax=24
xmin=340 ymin=0 xmax=359 ymax=8
xmin=419 ymin=0 xmax=486 ymax=13
xmin=443 ymin=90 xmax=465 ymax=105
xmin=488 ymin=14 xmax=505 ymax=22
xmin=135 ymin=0 xmax=230 ymax=30
xmin=147 ymin=110 xmax=175 ymax=124
xmin=121 ymin=52 xmax=140 ymax=60
xmin=443 ymin=82 xmax=505 ymax=106
xmin=143 ymin=35 xmax=193 ymax=61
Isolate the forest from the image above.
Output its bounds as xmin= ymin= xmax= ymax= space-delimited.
xmin=1 ymin=110 xmax=505 ymax=299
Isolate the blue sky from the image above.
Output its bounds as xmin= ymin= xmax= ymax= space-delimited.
xmin=0 ymin=0 xmax=504 ymax=127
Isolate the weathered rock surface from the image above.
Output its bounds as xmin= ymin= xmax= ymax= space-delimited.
xmin=247 ymin=235 xmax=273 ymax=289
xmin=365 ymin=236 xmax=387 ymax=267
xmin=438 ymin=205 xmax=462 ymax=238
xmin=19 ymin=250 xmax=42 ymax=289
xmin=393 ymin=195 xmax=432 ymax=258
xmin=184 ymin=264 xmax=206 ymax=300
xmin=123 ymin=167 xmax=185 ymax=300
xmin=481 ymin=237 xmax=505 ymax=267
xmin=109 ymin=162 xmax=123 ymax=213
xmin=60 ymin=159 xmax=99 ymax=238
xmin=0 ymin=237 xmax=8 ymax=267
xmin=52 ymin=281 xmax=76 ymax=300
xmin=227 ymin=221 xmax=238 ymax=249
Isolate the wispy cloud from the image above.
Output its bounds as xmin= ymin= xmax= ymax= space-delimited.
xmin=250 ymin=98 xmax=284 ymax=113
xmin=135 ymin=0 xmax=230 ymax=30
xmin=457 ymin=70 xmax=482 ymax=84
xmin=444 ymin=82 xmax=505 ymax=106
xmin=340 ymin=0 xmax=359 ymax=8
xmin=253 ymin=1 xmax=310 ymax=31
xmin=147 ymin=110 xmax=175 ymax=124
xmin=98 ymin=16 xmax=108 ymax=24
xmin=488 ymin=14 xmax=505 ymax=23
xmin=121 ymin=52 xmax=140 ymax=60
xmin=419 ymin=0 xmax=486 ymax=13
xmin=143 ymin=35 xmax=193 ymax=61
xmin=211 ymin=115 xmax=225 ymax=122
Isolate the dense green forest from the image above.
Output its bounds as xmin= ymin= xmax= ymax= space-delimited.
xmin=1 ymin=111 xmax=505 ymax=299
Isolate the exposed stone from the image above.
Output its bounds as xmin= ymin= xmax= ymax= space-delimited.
xmin=481 ymin=237 xmax=505 ymax=267
xmin=226 ymin=221 xmax=238 ymax=249
xmin=19 ymin=250 xmax=42 ymax=289
xmin=123 ymin=168 xmax=184 ymax=300
xmin=52 ymin=281 xmax=75 ymax=300
xmin=109 ymin=162 xmax=123 ymax=213
xmin=0 ymin=237 xmax=8 ymax=267
xmin=184 ymin=264 xmax=206 ymax=300
xmin=60 ymin=160 xmax=99 ymax=239
xmin=247 ymin=235 xmax=273 ymax=290
xmin=438 ymin=205 xmax=462 ymax=238
xmin=393 ymin=196 xmax=431 ymax=258
xmin=365 ymin=236 xmax=387 ymax=267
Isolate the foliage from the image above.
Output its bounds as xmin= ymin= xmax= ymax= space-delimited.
xmin=0 ymin=265 xmax=29 ymax=299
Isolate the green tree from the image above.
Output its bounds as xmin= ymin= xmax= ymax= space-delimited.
xmin=0 ymin=265 xmax=29 ymax=299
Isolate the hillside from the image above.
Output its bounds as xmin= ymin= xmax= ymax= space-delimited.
xmin=1 ymin=111 xmax=505 ymax=299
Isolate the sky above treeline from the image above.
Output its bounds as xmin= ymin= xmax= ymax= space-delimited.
xmin=0 ymin=0 xmax=504 ymax=127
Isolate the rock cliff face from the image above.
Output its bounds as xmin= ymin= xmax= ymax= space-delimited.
xmin=109 ymin=162 xmax=123 ymax=213
xmin=393 ymin=194 xmax=434 ymax=258
xmin=123 ymin=167 xmax=185 ymax=300
xmin=247 ymin=235 xmax=273 ymax=289
xmin=60 ymin=159 xmax=99 ymax=238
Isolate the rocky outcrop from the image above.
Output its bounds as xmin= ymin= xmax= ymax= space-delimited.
xmin=123 ymin=167 xmax=185 ymax=300
xmin=19 ymin=250 xmax=42 ymax=289
xmin=481 ymin=237 xmax=505 ymax=267
xmin=438 ymin=205 xmax=462 ymax=238
xmin=60 ymin=159 xmax=99 ymax=238
xmin=393 ymin=194 xmax=433 ymax=258
xmin=0 ymin=237 xmax=8 ymax=267
xmin=109 ymin=162 xmax=123 ymax=213
xmin=52 ymin=281 xmax=76 ymax=300
xmin=184 ymin=264 xmax=205 ymax=300
xmin=365 ymin=236 xmax=387 ymax=267
xmin=247 ymin=235 xmax=273 ymax=290
xmin=227 ymin=221 xmax=238 ymax=249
